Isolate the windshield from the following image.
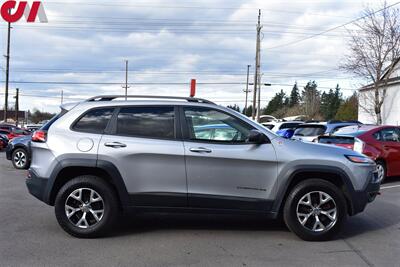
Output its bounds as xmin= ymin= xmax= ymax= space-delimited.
xmin=294 ymin=125 xmax=326 ymax=136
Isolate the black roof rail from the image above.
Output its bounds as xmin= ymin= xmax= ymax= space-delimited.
xmin=85 ymin=95 xmax=215 ymax=105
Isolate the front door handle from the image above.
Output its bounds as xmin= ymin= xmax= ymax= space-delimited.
xmin=189 ymin=147 xmax=212 ymax=153
xmin=104 ymin=142 xmax=127 ymax=148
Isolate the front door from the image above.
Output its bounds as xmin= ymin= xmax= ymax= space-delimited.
xmin=181 ymin=106 xmax=277 ymax=211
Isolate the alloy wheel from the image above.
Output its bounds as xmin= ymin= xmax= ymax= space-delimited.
xmin=296 ymin=191 xmax=337 ymax=233
xmin=65 ymin=188 xmax=104 ymax=229
xmin=14 ymin=151 xmax=26 ymax=168
xmin=376 ymin=164 xmax=385 ymax=183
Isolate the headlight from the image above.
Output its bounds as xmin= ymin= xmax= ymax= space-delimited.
xmin=353 ymin=138 xmax=364 ymax=154
xmin=345 ymin=155 xmax=373 ymax=164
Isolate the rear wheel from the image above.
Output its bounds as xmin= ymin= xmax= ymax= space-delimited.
xmin=375 ymin=160 xmax=386 ymax=183
xmin=283 ymin=179 xmax=347 ymax=241
xmin=54 ymin=176 xmax=119 ymax=238
xmin=12 ymin=148 xmax=29 ymax=169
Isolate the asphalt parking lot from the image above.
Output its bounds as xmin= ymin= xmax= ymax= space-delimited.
xmin=0 ymin=152 xmax=399 ymax=267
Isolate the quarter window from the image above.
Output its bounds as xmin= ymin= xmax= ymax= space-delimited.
xmin=116 ymin=107 xmax=175 ymax=139
xmin=73 ymin=108 xmax=114 ymax=133
xmin=184 ymin=107 xmax=253 ymax=143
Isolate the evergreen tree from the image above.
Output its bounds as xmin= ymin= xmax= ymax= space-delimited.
xmin=335 ymin=93 xmax=358 ymax=121
xmin=243 ymin=105 xmax=253 ymax=117
xmin=289 ymin=82 xmax=300 ymax=107
xmin=320 ymin=84 xmax=343 ymax=120
xmin=227 ymin=104 xmax=240 ymax=112
xmin=263 ymin=90 xmax=288 ymax=115
xmin=302 ymin=81 xmax=321 ymax=120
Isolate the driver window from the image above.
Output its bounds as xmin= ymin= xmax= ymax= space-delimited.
xmin=184 ymin=107 xmax=253 ymax=143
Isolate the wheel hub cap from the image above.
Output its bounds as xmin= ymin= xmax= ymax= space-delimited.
xmin=65 ymin=188 xmax=104 ymax=229
xmin=296 ymin=191 xmax=338 ymax=233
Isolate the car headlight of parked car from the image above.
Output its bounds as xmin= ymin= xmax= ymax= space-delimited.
xmin=353 ymin=138 xmax=365 ymax=154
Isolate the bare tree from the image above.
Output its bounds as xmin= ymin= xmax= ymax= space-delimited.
xmin=341 ymin=2 xmax=400 ymax=124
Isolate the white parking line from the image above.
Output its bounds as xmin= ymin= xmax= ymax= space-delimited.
xmin=380 ymin=184 xmax=400 ymax=190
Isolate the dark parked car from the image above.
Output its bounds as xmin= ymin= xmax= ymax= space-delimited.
xmin=6 ymin=135 xmax=31 ymax=169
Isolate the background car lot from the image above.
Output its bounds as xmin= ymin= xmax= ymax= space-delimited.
xmin=0 ymin=152 xmax=399 ymax=266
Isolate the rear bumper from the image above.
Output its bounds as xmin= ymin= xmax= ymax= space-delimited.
xmin=26 ymin=170 xmax=50 ymax=205
xmin=350 ymin=172 xmax=380 ymax=215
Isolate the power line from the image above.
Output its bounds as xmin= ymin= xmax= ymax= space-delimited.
xmin=266 ymin=1 xmax=400 ymax=49
xmin=0 ymin=80 xmax=358 ymax=90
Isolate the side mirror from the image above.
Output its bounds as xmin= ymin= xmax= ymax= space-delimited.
xmin=248 ymin=130 xmax=268 ymax=144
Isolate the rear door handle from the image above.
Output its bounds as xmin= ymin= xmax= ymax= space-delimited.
xmin=189 ymin=147 xmax=212 ymax=153
xmin=104 ymin=142 xmax=127 ymax=148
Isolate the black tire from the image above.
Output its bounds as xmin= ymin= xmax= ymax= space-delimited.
xmin=54 ymin=175 xmax=119 ymax=238
xmin=283 ymin=179 xmax=347 ymax=241
xmin=375 ymin=160 xmax=387 ymax=184
xmin=12 ymin=148 xmax=29 ymax=169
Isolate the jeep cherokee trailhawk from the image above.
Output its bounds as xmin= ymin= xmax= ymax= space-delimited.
xmin=26 ymin=95 xmax=380 ymax=241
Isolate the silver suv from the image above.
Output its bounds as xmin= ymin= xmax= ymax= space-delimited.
xmin=26 ymin=95 xmax=380 ymax=241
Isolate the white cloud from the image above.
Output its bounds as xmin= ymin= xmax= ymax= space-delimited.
xmin=1 ymin=0 xmax=398 ymax=113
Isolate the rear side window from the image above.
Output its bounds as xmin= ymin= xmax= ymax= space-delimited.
xmin=294 ymin=125 xmax=326 ymax=136
xmin=73 ymin=108 xmax=114 ymax=133
xmin=116 ymin=106 xmax=175 ymax=139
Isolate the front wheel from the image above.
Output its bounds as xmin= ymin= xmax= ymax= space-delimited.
xmin=283 ymin=179 xmax=347 ymax=241
xmin=54 ymin=176 xmax=119 ymax=238
xmin=12 ymin=148 xmax=29 ymax=169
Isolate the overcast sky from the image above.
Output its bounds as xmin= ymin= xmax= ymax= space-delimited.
xmin=1 ymin=0 xmax=399 ymax=113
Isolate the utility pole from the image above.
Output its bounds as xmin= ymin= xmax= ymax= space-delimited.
xmin=14 ymin=88 xmax=19 ymax=126
xmin=252 ymin=9 xmax=262 ymax=121
xmin=243 ymin=65 xmax=251 ymax=115
xmin=122 ymin=60 xmax=129 ymax=100
xmin=61 ymin=90 xmax=64 ymax=105
xmin=4 ymin=16 xmax=11 ymax=122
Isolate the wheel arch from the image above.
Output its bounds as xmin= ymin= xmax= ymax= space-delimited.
xmin=273 ymin=166 xmax=357 ymax=216
xmin=45 ymin=159 xmax=129 ymax=208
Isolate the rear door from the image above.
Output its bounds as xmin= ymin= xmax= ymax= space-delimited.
xmin=97 ymin=105 xmax=187 ymax=207
xmin=181 ymin=106 xmax=277 ymax=211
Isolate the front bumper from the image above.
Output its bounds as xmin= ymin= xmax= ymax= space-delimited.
xmin=350 ymin=171 xmax=380 ymax=215
xmin=26 ymin=170 xmax=49 ymax=204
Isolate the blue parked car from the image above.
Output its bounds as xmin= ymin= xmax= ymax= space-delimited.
xmin=6 ymin=135 xmax=32 ymax=169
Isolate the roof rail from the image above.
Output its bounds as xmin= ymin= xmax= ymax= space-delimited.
xmin=85 ymin=95 xmax=215 ymax=105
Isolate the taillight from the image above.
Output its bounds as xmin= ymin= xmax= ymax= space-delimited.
xmin=32 ymin=130 xmax=47 ymax=142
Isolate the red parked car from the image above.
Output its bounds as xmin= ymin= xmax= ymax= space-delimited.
xmin=0 ymin=129 xmax=27 ymax=140
xmin=318 ymin=125 xmax=400 ymax=183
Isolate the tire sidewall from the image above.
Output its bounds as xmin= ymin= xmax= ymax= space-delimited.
xmin=376 ymin=161 xmax=386 ymax=183
xmin=12 ymin=148 xmax=28 ymax=169
xmin=55 ymin=176 xmax=118 ymax=238
xmin=284 ymin=180 xmax=347 ymax=241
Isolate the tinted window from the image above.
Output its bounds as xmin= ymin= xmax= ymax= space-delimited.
xmin=117 ymin=107 xmax=175 ymax=139
xmin=279 ymin=123 xmax=301 ymax=130
xmin=318 ymin=136 xmax=354 ymax=144
xmin=74 ymin=108 xmax=114 ymax=133
xmin=184 ymin=107 xmax=253 ymax=143
xmin=294 ymin=125 xmax=326 ymax=136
